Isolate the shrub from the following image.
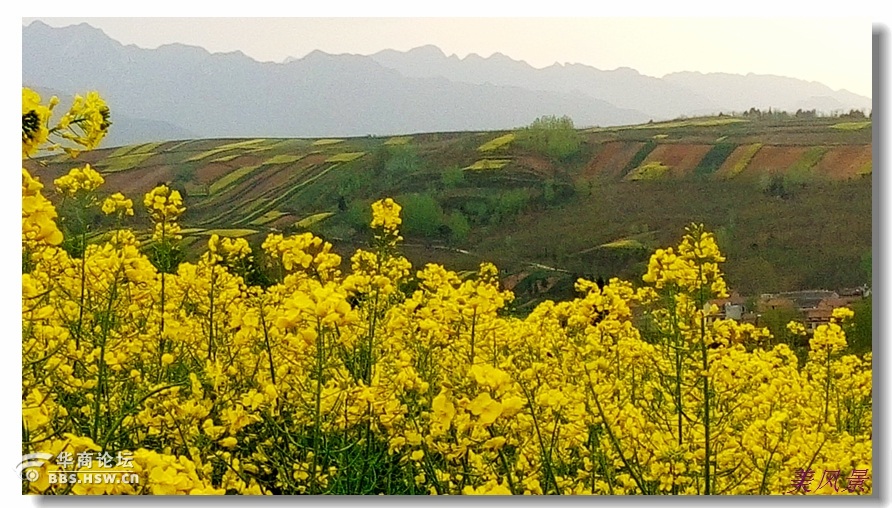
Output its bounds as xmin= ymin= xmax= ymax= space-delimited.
xmin=516 ymin=115 xmax=582 ymax=161
xmin=446 ymin=211 xmax=471 ymax=243
xmin=395 ymin=192 xmax=443 ymax=238
xmin=441 ymin=166 xmax=465 ymax=188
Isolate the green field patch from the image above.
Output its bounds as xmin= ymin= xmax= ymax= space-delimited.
xmin=787 ymin=146 xmax=828 ymax=181
xmin=384 ymin=136 xmax=412 ymax=146
xmin=464 ymin=159 xmax=512 ymax=171
xmin=43 ymin=153 xmax=72 ymax=163
xmin=694 ymin=143 xmax=737 ymax=177
xmin=209 ymin=165 xmax=260 ymax=195
xmin=264 ymin=154 xmax=305 ymax=165
xmin=178 ymin=236 xmax=200 ymax=249
xmin=594 ymin=117 xmax=747 ymax=132
xmin=858 ymin=161 xmax=872 ymax=175
xmin=250 ymin=163 xmax=343 ymax=219
xmin=325 ymin=152 xmax=366 ymax=163
xmin=185 ymin=139 xmax=267 ymax=162
xmin=198 ymin=229 xmax=258 ymax=238
xmin=130 ymin=141 xmax=165 ymax=155
xmin=242 ymin=144 xmax=277 ymax=154
xmin=598 ymin=238 xmax=647 ymax=250
xmin=640 ymin=118 xmax=747 ymax=129
xmin=108 ymin=144 xmax=138 ymax=158
xmin=219 ymin=198 xmax=271 ymax=226
xmin=184 ymin=182 xmax=209 ymax=197
xmin=241 ymin=198 xmax=270 ymax=214
xmin=831 ymin=121 xmax=871 ymax=131
xmin=478 ymin=133 xmax=516 ymax=152
xmin=251 ymin=139 xmax=308 ymax=153
xmin=210 ymin=154 xmax=241 ymax=163
xmin=726 ymin=143 xmax=763 ymax=178
xmin=163 ymin=140 xmax=195 ymax=152
xmin=295 ymin=212 xmax=335 ymax=229
xmin=652 ymin=134 xmax=669 ymax=140
xmin=249 ymin=210 xmax=289 ymax=226
xmin=626 ymin=162 xmax=670 ymax=181
xmin=95 ymin=152 xmax=156 ymax=172
xmin=178 ymin=228 xmax=208 ymax=235
xmin=312 ymin=139 xmax=344 ymax=146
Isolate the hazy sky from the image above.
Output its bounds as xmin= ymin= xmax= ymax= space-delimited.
xmin=23 ymin=17 xmax=873 ymax=98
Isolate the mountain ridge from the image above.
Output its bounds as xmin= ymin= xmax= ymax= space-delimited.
xmin=23 ymin=20 xmax=871 ymax=144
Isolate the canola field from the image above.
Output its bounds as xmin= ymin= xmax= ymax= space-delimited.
xmin=21 ymin=89 xmax=872 ymax=495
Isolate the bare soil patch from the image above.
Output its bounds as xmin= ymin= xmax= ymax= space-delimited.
xmin=582 ymin=141 xmax=645 ymax=180
xmin=641 ymin=144 xmax=713 ymax=178
xmin=813 ymin=145 xmax=872 ymax=180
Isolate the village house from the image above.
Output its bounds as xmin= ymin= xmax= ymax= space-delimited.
xmin=755 ymin=290 xmax=861 ymax=331
xmin=707 ymin=289 xmax=864 ymax=331
xmin=707 ymin=291 xmax=748 ymax=322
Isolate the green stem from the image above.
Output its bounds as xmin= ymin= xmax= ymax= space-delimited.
xmin=822 ymin=352 xmax=832 ymax=426
xmin=581 ymin=363 xmax=648 ymax=494
xmin=259 ymin=298 xmax=276 ymax=385
xmin=208 ymin=264 xmax=215 ymax=360
xmin=157 ymin=216 xmax=167 ymax=380
xmin=469 ymin=310 xmax=477 ymax=364
xmin=698 ymin=264 xmax=711 ymax=495
xmin=668 ymin=287 xmax=683 ymax=451
xmin=310 ymin=320 xmax=325 ymax=494
xmin=76 ymin=228 xmax=87 ymax=349
xmin=92 ymin=276 xmax=119 ymax=442
xmin=518 ymin=379 xmax=559 ymax=494
xmin=365 ymin=288 xmax=380 ymax=384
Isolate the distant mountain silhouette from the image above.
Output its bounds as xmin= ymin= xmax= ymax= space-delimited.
xmin=661 ymin=71 xmax=871 ymax=114
xmin=23 ymin=21 xmax=871 ymax=142
xmin=370 ymin=45 xmax=719 ymax=120
xmin=22 ymin=21 xmax=648 ymax=139
xmin=371 ymin=45 xmax=871 ymax=119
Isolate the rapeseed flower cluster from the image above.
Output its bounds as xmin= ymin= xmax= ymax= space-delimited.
xmin=144 ymin=185 xmax=185 ymax=242
xmin=102 ymin=193 xmax=135 ymax=218
xmin=55 ymin=91 xmax=112 ymax=151
xmin=54 ymin=164 xmax=105 ymax=197
xmin=22 ymin=88 xmax=110 ymax=158
xmin=22 ymin=88 xmax=53 ymax=158
xmin=22 ymin=89 xmax=872 ymax=495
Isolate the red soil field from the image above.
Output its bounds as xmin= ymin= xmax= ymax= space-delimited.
xmin=640 ymin=144 xmax=713 ymax=178
xmin=195 ymin=155 xmax=264 ymax=185
xmin=582 ymin=141 xmax=645 ymax=180
xmin=103 ymin=165 xmax=175 ymax=197
xmin=516 ymin=155 xmax=557 ymax=177
xmin=812 ymin=145 xmax=872 ymax=180
xmin=738 ymin=145 xmax=809 ymax=179
xmin=270 ymin=214 xmax=299 ymax=230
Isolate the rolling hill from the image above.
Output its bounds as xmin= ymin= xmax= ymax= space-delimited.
xmin=23 ymin=115 xmax=872 ymax=310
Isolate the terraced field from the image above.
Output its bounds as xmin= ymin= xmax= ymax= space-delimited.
xmin=24 ymin=115 xmax=872 ymax=303
xmin=635 ymin=143 xmax=714 ymax=179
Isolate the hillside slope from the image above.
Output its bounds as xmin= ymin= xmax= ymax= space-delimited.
xmin=24 ymin=115 xmax=872 ymax=307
